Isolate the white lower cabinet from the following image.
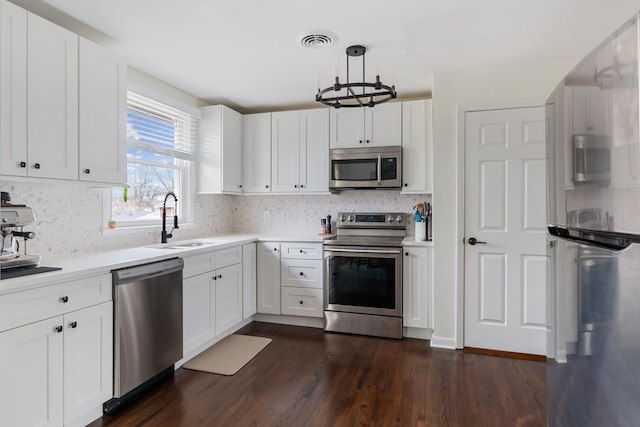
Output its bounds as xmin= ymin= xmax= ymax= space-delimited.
xmin=182 ymin=244 xmax=246 ymax=358
xmin=214 ymin=263 xmax=242 ymax=335
xmin=0 ymin=300 xmax=112 ymax=427
xmin=257 ymin=242 xmax=281 ymax=314
xmin=242 ymin=243 xmax=257 ymax=319
xmin=280 ymin=242 xmax=323 ymax=318
xmin=402 ymin=246 xmax=433 ymax=329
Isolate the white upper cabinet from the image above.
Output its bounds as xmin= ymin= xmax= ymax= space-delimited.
xmin=198 ymin=105 xmax=243 ymax=194
xmin=329 ymin=102 xmax=402 ymax=148
xmin=78 ymin=38 xmax=127 ymax=185
xmin=0 ymin=1 xmax=127 ymax=185
xmin=401 ymin=99 xmax=433 ymax=194
xmin=242 ymin=113 xmax=271 ymax=193
xmin=299 ymin=108 xmax=329 ymax=192
xmin=271 ymin=109 xmax=329 ymax=193
xmin=570 ymin=86 xmax=610 ymax=136
xmin=0 ymin=0 xmax=27 ymax=177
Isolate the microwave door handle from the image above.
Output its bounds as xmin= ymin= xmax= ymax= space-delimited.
xmin=377 ymin=154 xmax=382 ymax=185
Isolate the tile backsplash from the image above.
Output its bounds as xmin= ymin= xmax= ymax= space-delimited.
xmin=1 ymin=181 xmax=431 ymax=257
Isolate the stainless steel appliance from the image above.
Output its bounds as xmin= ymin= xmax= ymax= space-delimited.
xmin=0 ymin=192 xmax=41 ymax=271
xmin=324 ymin=212 xmax=406 ymax=339
xmin=105 ymin=257 xmax=184 ymax=414
xmin=546 ymin=12 xmax=640 ymax=426
xmin=573 ymin=135 xmax=611 ymax=183
xmin=329 ymin=146 xmax=402 ymax=190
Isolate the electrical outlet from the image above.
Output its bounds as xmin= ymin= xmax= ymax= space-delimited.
xmin=263 ymin=211 xmax=270 ymax=222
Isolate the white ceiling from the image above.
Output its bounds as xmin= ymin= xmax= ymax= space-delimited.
xmin=10 ymin=0 xmax=640 ymax=113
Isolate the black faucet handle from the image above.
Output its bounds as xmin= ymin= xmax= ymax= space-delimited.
xmin=173 ymin=215 xmax=179 ymax=229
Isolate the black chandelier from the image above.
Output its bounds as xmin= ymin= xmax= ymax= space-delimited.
xmin=315 ymin=45 xmax=397 ymax=108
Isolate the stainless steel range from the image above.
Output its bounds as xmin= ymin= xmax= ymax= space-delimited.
xmin=323 ymin=212 xmax=406 ymax=339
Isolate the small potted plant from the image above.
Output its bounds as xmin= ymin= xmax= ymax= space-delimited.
xmin=108 ymin=219 xmax=117 ymax=229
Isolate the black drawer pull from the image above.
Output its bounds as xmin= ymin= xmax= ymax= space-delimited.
xmin=69 ymin=322 xmax=77 ymax=329
xmin=55 ymin=326 xmax=63 ymax=333
xmin=60 ymin=296 xmax=69 ymax=303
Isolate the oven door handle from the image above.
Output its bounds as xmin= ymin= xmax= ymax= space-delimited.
xmin=325 ymin=247 xmax=402 ymax=255
xmin=377 ymin=154 xmax=382 ymax=185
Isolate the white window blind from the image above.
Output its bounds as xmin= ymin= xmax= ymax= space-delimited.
xmin=126 ymin=91 xmax=198 ymax=160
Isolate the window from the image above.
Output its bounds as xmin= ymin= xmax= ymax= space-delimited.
xmin=110 ymin=90 xmax=198 ymax=226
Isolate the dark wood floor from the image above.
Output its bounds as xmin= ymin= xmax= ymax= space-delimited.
xmin=90 ymin=322 xmax=546 ymax=427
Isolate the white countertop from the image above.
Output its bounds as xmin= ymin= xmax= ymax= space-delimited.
xmin=0 ymin=233 xmax=328 ymax=295
xmin=402 ymin=237 xmax=434 ymax=247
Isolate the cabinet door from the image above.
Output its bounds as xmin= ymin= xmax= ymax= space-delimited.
xmin=78 ymin=38 xmax=127 ymax=185
xmin=401 ymin=99 xmax=432 ymax=193
xmin=300 ymin=108 xmax=329 ymax=192
xmin=198 ymin=105 xmax=243 ymax=194
xmin=183 ymin=272 xmax=215 ymax=354
xmin=243 ymin=113 xmax=272 ymax=193
xmin=271 ymin=110 xmax=301 ymax=192
xmin=571 ymin=87 xmax=610 ymax=136
xmin=215 ymin=263 xmax=243 ymax=335
xmin=257 ymin=242 xmax=281 ymax=314
xmin=0 ymin=316 xmax=64 ymax=427
xmin=242 ymin=243 xmax=257 ymax=319
xmin=0 ymin=0 xmax=28 ymax=177
xmin=329 ymin=108 xmax=365 ymax=148
xmin=27 ymin=12 xmax=78 ymax=180
xmin=63 ymin=302 xmax=113 ymax=424
xmin=402 ymin=247 xmax=433 ymax=329
xmin=221 ymin=105 xmax=243 ymax=193
xmin=366 ymin=102 xmax=402 ymax=147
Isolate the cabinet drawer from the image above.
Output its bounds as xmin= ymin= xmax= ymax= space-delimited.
xmin=0 ymin=274 xmax=112 ymax=332
xmin=216 ymin=245 xmax=242 ymax=269
xmin=281 ymin=287 xmax=323 ymax=318
xmin=281 ymin=259 xmax=323 ymax=289
xmin=182 ymin=252 xmax=215 ymax=278
xmin=280 ymin=242 xmax=323 ymax=260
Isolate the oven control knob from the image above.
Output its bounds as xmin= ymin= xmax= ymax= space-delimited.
xmin=395 ymin=215 xmax=403 ymax=223
xmin=340 ymin=215 xmax=347 ymax=222
xmin=348 ymin=215 xmax=355 ymax=222
xmin=387 ymin=215 xmax=394 ymax=222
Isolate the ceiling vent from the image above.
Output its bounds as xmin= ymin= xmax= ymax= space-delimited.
xmin=297 ymin=30 xmax=336 ymax=49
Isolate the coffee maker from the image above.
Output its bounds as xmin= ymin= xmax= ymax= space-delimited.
xmin=1 ymin=192 xmax=40 ymax=270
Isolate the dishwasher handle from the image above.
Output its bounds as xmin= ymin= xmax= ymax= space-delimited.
xmin=113 ymin=258 xmax=184 ymax=284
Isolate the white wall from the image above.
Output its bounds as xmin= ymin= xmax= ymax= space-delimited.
xmin=430 ymin=59 xmax=577 ymax=349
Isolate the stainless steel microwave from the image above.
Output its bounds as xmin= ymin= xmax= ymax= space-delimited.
xmin=573 ymin=134 xmax=610 ymax=183
xmin=329 ymin=146 xmax=402 ymax=190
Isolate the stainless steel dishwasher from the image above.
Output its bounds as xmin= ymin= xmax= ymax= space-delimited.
xmin=105 ymin=257 xmax=184 ymax=414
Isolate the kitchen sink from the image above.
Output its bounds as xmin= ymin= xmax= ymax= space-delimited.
xmin=145 ymin=240 xmax=226 ymax=249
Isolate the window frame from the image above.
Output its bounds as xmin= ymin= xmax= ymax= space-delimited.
xmin=102 ymin=83 xmax=200 ymax=234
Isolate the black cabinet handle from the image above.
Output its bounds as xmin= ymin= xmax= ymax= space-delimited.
xmin=359 ymin=140 xmax=363 ymax=144
xmin=299 ymin=272 xmax=304 ymax=276
xmin=83 ymin=168 xmax=90 ymax=174
xmin=294 ymin=185 xmax=298 ymax=188
xmin=366 ymin=140 xmax=370 ymax=144
xmin=69 ymin=322 xmax=77 ymax=329
xmin=299 ymin=250 xmax=304 ymax=253
xmin=55 ymin=326 xmax=63 ymax=333
xmin=404 ymin=183 xmax=408 ymax=187
xmin=239 ymin=184 xmax=242 ymax=188
xmin=265 ymin=185 xmax=269 ymax=188
xmin=218 ymin=274 xmax=222 ymax=279
xmin=405 ymin=252 xmax=409 ymax=256
xmin=273 ymin=247 xmax=277 ymax=251
xmin=60 ymin=296 xmax=69 ymax=303
xmin=33 ymin=163 xmax=40 ymax=169
xmin=18 ymin=161 xmax=26 ymax=168
xmin=299 ymin=300 xmax=304 ymax=305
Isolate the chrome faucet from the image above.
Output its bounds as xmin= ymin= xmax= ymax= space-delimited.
xmin=161 ymin=191 xmax=179 ymax=243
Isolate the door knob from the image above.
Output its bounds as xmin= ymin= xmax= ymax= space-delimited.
xmin=467 ymin=237 xmax=487 ymax=245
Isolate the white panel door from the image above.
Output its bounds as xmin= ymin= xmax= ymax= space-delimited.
xmin=271 ymin=111 xmax=300 ymax=192
xmin=242 ymin=243 xmax=257 ymax=319
xmin=464 ymin=106 xmax=548 ymax=355
xmin=63 ymin=301 xmax=113 ymax=424
xmin=329 ymin=108 xmax=364 ymax=148
xmin=257 ymin=242 xmax=281 ymax=314
xmin=27 ymin=12 xmax=78 ymax=180
xmin=300 ymin=108 xmax=329 ymax=192
xmin=0 ymin=316 xmax=64 ymax=427
xmin=78 ymin=37 xmax=127 ymax=185
xmin=366 ymin=101 xmax=402 ymax=146
xmin=0 ymin=0 xmax=28 ymax=177
xmin=242 ymin=113 xmax=272 ymax=193
xmin=215 ymin=263 xmax=243 ymax=335
xmin=183 ymin=272 xmax=214 ymax=353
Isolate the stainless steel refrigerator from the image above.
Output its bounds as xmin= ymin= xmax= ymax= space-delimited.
xmin=546 ymin=11 xmax=640 ymax=427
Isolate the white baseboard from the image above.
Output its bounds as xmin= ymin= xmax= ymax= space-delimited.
xmin=430 ymin=335 xmax=458 ymax=350
xmin=403 ymin=327 xmax=433 ymax=340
